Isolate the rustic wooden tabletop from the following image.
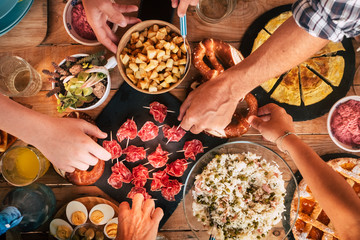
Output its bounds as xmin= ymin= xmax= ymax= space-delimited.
xmin=0 ymin=0 xmax=359 ymax=239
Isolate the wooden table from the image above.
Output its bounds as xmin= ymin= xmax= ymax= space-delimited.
xmin=0 ymin=0 xmax=360 ymax=239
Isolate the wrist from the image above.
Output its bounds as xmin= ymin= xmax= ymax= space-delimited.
xmin=275 ymin=131 xmax=298 ymax=153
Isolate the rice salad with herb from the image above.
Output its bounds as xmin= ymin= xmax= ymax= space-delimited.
xmin=192 ymin=152 xmax=285 ymax=239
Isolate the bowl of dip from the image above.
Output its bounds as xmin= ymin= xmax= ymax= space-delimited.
xmin=327 ymin=95 xmax=360 ymax=152
xmin=63 ymin=0 xmax=118 ymax=46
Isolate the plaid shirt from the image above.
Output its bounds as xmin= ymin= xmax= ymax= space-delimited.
xmin=292 ymin=0 xmax=360 ymax=42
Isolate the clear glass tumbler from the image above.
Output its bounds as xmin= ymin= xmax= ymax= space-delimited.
xmin=0 ymin=144 xmax=50 ymax=186
xmin=196 ymin=0 xmax=237 ymax=23
xmin=0 ymin=56 xmax=42 ymax=97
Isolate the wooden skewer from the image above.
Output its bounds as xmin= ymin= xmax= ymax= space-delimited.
xmin=166 ymin=137 xmax=172 ymax=145
xmin=143 ymin=106 xmax=175 ymax=113
xmin=176 ymin=146 xmax=208 ymax=152
xmin=126 ymin=137 xmax=129 ymax=148
xmin=148 ymin=169 xmax=155 ymax=173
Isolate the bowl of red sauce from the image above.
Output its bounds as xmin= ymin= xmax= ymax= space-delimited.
xmin=327 ymin=95 xmax=360 ymax=152
xmin=63 ymin=0 xmax=118 ymax=46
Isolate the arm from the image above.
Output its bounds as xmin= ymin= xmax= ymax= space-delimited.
xmin=116 ymin=194 xmax=163 ymax=240
xmin=83 ymin=0 xmax=141 ymax=53
xmin=0 ymin=94 xmax=111 ymax=172
xmin=179 ymin=17 xmax=329 ymax=133
xmin=249 ymin=104 xmax=360 ymax=240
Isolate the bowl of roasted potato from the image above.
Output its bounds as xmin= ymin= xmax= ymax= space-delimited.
xmin=117 ymin=20 xmax=191 ymax=94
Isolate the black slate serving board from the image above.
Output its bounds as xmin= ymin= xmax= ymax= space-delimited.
xmin=240 ymin=4 xmax=355 ymax=122
xmin=283 ymin=153 xmax=360 ymax=239
xmin=94 ymin=83 xmax=227 ymax=228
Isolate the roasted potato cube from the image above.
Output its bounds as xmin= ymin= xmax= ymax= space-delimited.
xmin=145 ymin=60 xmax=159 ymax=72
xmin=175 ymin=72 xmax=181 ymax=78
xmin=137 ymin=53 xmax=148 ymax=62
xmin=177 ymin=50 xmax=182 ymax=58
xmin=172 ymin=66 xmax=179 ymax=74
xmin=153 ymin=77 xmax=161 ymax=84
xmin=150 ymin=36 xmax=158 ymax=44
xmin=134 ymin=71 xmax=142 ymax=79
xmin=160 ymin=81 xmax=170 ymax=88
xmin=139 ymin=80 xmax=149 ymax=90
xmin=156 ymin=31 xmax=166 ymax=40
xmin=150 ymin=71 xmax=158 ymax=80
xmin=129 ymin=63 xmax=139 ymax=72
xmin=149 ymin=85 xmax=158 ymax=92
xmin=139 ymin=63 xmax=147 ymax=70
xmin=172 ymin=36 xmax=183 ymax=45
xmin=163 ymin=42 xmax=171 ymax=50
xmin=135 ymin=40 xmax=143 ymax=48
xmin=156 ymin=50 xmax=165 ymax=60
xmin=169 ymin=42 xmax=176 ymax=50
xmin=164 ymin=71 xmax=171 ymax=78
xmin=172 ymin=75 xmax=178 ymax=82
xmin=166 ymin=59 xmax=174 ymax=68
xmin=180 ymin=44 xmax=187 ymax=53
xmin=125 ymin=68 xmax=133 ymax=74
xmin=165 ymin=35 xmax=171 ymax=41
xmin=179 ymin=65 xmax=185 ymax=75
xmin=178 ymin=58 xmax=187 ymax=65
xmin=135 ymin=57 xmax=145 ymax=64
xmin=159 ymin=73 xmax=165 ymax=81
xmin=164 ymin=75 xmax=176 ymax=83
xmin=152 ymin=25 xmax=159 ymax=31
xmin=165 ymin=26 xmax=171 ymax=33
xmin=171 ymin=54 xmax=178 ymax=61
xmin=127 ymin=73 xmax=137 ymax=84
xmin=139 ymin=35 xmax=145 ymax=42
xmin=155 ymin=62 xmax=166 ymax=72
xmin=143 ymin=41 xmax=152 ymax=49
xmin=147 ymin=49 xmax=157 ymax=60
xmin=173 ymin=61 xmax=179 ymax=66
xmin=120 ymin=54 xmax=130 ymax=65
xmin=172 ymin=45 xmax=179 ymax=53
xmin=147 ymin=31 xmax=156 ymax=38
xmin=131 ymin=32 xmax=139 ymax=40
xmin=157 ymin=85 xmax=163 ymax=90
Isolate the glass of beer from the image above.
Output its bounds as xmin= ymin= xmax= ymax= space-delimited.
xmin=0 ymin=56 xmax=42 ymax=97
xmin=0 ymin=144 xmax=50 ymax=186
xmin=196 ymin=0 xmax=237 ymax=23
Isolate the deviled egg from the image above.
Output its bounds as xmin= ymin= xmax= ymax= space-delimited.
xmin=66 ymin=201 xmax=88 ymax=225
xmin=104 ymin=217 xmax=118 ymax=239
xmin=89 ymin=204 xmax=115 ymax=225
xmin=49 ymin=218 xmax=73 ymax=240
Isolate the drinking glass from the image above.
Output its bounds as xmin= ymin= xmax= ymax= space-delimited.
xmin=0 ymin=143 xmax=50 ymax=186
xmin=196 ymin=0 xmax=237 ymax=23
xmin=0 ymin=56 xmax=42 ymax=97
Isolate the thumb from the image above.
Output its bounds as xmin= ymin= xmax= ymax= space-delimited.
xmin=82 ymin=121 xmax=107 ymax=139
xmin=248 ymin=115 xmax=264 ymax=131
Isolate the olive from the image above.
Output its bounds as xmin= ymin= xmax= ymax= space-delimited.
xmin=78 ymin=226 xmax=87 ymax=236
xmin=71 ymin=235 xmax=80 ymax=240
xmin=84 ymin=228 xmax=95 ymax=239
xmin=95 ymin=231 xmax=105 ymax=240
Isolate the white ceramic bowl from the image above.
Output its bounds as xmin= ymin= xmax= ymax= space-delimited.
xmin=327 ymin=95 xmax=360 ymax=152
xmin=63 ymin=0 xmax=118 ymax=46
xmin=52 ymin=53 xmax=116 ymax=111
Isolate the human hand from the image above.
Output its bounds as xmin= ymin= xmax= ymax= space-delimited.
xmin=171 ymin=0 xmax=199 ymax=17
xmin=248 ymin=103 xmax=294 ymax=142
xmin=83 ymin=0 xmax=141 ymax=53
xmin=33 ymin=117 xmax=111 ymax=172
xmin=116 ymin=194 xmax=164 ymax=240
xmin=179 ymin=71 xmax=244 ymax=134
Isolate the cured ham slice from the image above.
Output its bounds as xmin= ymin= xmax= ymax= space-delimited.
xmin=127 ymin=187 xmax=152 ymax=200
xmin=147 ymin=144 xmax=169 ymax=168
xmin=123 ymin=145 xmax=146 ymax=162
xmin=116 ymin=119 xmax=137 ymax=142
xmin=150 ymin=170 xmax=169 ymax=191
xmin=102 ymin=140 xmax=122 ymax=159
xmin=111 ymin=162 xmax=133 ymax=183
xmin=165 ymin=159 xmax=188 ymax=177
xmin=162 ymin=124 xmax=186 ymax=142
xmin=161 ymin=179 xmax=183 ymax=201
xmin=149 ymin=101 xmax=167 ymax=123
xmin=107 ymin=174 xmax=123 ymax=189
xmin=138 ymin=121 xmax=159 ymax=142
xmin=183 ymin=139 xmax=204 ymax=160
xmin=132 ymin=164 xmax=149 ymax=187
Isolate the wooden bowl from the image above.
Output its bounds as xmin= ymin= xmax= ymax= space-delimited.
xmin=116 ymin=20 xmax=191 ymax=94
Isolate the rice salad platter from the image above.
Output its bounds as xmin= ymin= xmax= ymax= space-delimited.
xmin=192 ymin=152 xmax=286 ymax=239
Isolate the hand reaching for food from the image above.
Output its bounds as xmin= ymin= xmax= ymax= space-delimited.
xmin=178 ymin=70 xmax=244 ymax=134
xmin=83 ymin=0 xmax=141 ymax=53
xmin=116 ymin=193 xmax=163 ymax=240
xmin=248 ymin=103 xmax=295 ymax=142
xmin=34 ymin=117 xmax=111 ymax=173
xmin=171 ymin=0 xmax=199 ymax=17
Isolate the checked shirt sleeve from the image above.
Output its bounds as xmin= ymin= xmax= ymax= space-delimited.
xmin=292 ymin=0 xmax=360 ymax=42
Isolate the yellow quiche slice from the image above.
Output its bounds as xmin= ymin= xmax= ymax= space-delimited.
xmin=304 ymin=56 xmax=344 ymax=87
xmin=264 ymin=11 xmax=292 ymax=34
xmin=271 ymin=66 xmax=301 ymax=106
xmin=251 ymin=29 xmax=271 ymax=53
xmin=313 ymin=41 xmax=345 ymax=57
xmin=299 ymin=64 xmax=333 ymax=106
